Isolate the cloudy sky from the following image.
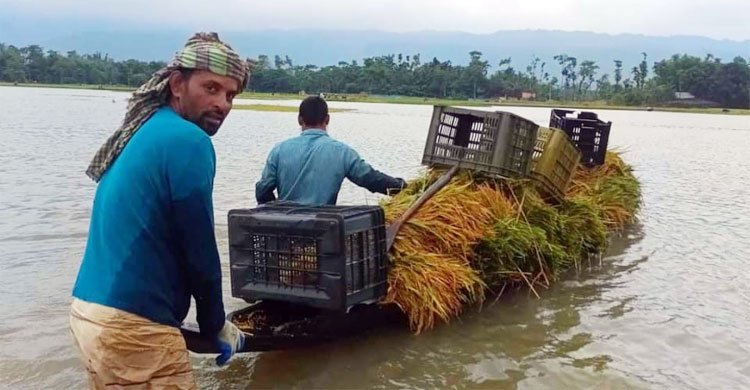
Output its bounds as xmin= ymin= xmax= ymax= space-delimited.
xmin=1 ymin=0 xmax=748 ymax=40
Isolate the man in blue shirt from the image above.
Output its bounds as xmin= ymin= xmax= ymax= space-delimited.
xmin=70 ymin=33 xmax=247 ymax=388
xmin=255 ymin=96 xmax=406 ymax=205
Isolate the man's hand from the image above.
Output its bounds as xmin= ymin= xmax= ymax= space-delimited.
xmin=387 ymin=178 xmax=407 ymax=196
xmin=214 ymin=321 xmax=245 ymax=366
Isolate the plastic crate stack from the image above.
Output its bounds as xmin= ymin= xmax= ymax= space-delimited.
xmin=421 ymin=106 xmax=539 ymax=179
xmin=227 ymin=202 xmax=388 ymax=312
xmin=549 ymin=109 xmax=612 ymax=166
xmin=421 ymin=106 xmax=605 ymax=202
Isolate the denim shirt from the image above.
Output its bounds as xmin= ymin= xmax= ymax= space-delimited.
xmin=255 ymin=129 xmax=402 ymax=205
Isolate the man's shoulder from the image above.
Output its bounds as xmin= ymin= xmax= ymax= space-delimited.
xmin=325 ymin=136 xmax=357 ymax=154
xmin=144 ymin=107 xmax=210 ymax=144
xmin=311 ymin=134 xmax=353 ymax=151
xmin=272 ymin=132 xmax=354 ymax=155
xmin=133 ymin=108 xmax=214 ymax=166
xmin=274 ymin=132 xmax=336 ymax=147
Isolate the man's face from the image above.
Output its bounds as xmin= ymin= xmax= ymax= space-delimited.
xmin=170 ymin=70 xmax=242 ymax=136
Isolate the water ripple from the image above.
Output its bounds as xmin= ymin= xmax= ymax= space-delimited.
xmin=2 ymin=87 xmax=750 ymax=389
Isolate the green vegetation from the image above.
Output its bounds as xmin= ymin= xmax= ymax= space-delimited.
xmin=247 ymin=51 xmax=750 ymax=109
xmin=233 ymin=104 xmax=353 ymax=112
xmin=2 ymin=42 xmax=749 ymax=110
xmin=0 ymin=81 xmax=133 ymax=91
xmin=3 ymin=82 xmax=748 ymax=115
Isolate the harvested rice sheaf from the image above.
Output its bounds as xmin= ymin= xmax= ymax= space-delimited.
xmin=380 ymin=151 xmax=641 ymax=333
xmin=379 ymin=172 xmax=516 ymax=333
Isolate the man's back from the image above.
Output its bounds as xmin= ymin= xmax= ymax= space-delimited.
xmin=257 ymin=129 xmax=357 ymax=205
xmin=255 ymin=96 xmax=404 ymax=206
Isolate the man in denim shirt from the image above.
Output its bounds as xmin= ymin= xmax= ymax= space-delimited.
xmin=255 ymin=96 xmax=406 ymax=205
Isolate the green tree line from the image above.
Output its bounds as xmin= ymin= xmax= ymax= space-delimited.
xmin=2 ymin=42 xmax=749 ymax=108
xmin=0 ymin=43 xmax=164 ymax=86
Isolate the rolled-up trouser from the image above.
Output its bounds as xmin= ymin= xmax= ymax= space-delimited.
xmin=69 ymin=298 xmax=197 ymax=389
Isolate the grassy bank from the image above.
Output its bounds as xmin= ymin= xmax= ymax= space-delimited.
xmin=379 ymin=151 xmax=642 ymax=333
xmin=0 ymin=81 xmax=133 ymax=92
xmin=3 ymin=82 xmax=748 ymax=115
xmin=491 ymin=99 xmax=750 ymax=115
xmin=236 ymin=92 xmax=497 ymax=107
xmin=233 ymin=104 xmax=353 ymax=113
xmin=236 ymin=91 xmax=750 ymax=115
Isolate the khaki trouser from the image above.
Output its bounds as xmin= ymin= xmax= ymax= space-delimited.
xmin=69 ymin=298 xmax=197 ymax=389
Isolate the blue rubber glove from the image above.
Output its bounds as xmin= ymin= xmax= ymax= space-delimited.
xmin=214 ymin=321 xmax=245 ymax=366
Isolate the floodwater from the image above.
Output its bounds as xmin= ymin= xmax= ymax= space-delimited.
xmin=1 ymin=86 xmax=749 ymax=389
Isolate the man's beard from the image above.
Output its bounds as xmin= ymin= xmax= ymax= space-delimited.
xmin=185 ymin=111 xmax=224 ymax=136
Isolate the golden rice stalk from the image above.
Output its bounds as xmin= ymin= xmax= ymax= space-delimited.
xmin=379 ymin=172 xmax=514 ymax=332
xmin=566 ymin=151 xmax=642 ymax=230
xmin=380 ymin=150 xmax=641 ymax=333
xmin=382 ymin=251 xmax=485 ymax=334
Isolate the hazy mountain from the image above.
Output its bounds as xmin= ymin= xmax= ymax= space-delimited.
xmin=3 ymin=21 xmax=749 ymax=74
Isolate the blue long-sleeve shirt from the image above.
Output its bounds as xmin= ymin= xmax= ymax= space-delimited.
xmin=72 ymin=107 xmax=225 ymax=337
xmin=255 ymin=129 xmax=403 ymax=205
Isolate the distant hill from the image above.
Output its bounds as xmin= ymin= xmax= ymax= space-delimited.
xmin=3 ymin=23 xmax=749 ymax=74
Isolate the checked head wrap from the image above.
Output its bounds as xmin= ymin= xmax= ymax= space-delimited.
xmin=85 ymin=32 xmax=250 ymax=182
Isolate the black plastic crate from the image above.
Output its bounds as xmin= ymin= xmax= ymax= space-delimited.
xmin=549 ymin=109 xmax=612 ymax=166
xmin=422 ymin=106 xmax=539 ymax=179
xmin=228 ymin=202 xmax=388 ymax=312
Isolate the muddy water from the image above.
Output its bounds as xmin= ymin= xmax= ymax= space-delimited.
xmin=1 ymin=86 xmax=749 ymax=389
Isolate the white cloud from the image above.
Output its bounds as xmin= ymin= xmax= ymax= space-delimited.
xmin=2 ymin=0 xmax=748 ymax=40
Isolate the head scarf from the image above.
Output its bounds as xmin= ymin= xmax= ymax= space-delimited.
xmin=85 ymin=32 xmax=250 ymax=182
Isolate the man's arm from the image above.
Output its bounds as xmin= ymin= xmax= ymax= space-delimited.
xmin=255 ymin=146 xmax=278 ymax=204
xmin=169 ymin=137 xmax=225 ymax=337
xmin=344 ymin=147 xmax=406 ymax=195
